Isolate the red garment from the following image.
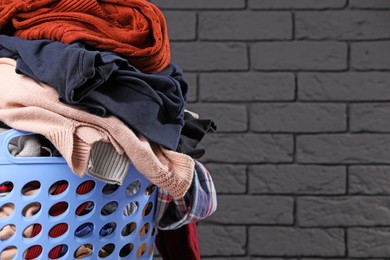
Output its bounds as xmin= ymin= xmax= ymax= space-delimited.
xmin=155 ymin=223 xmax=200 ymax=260
xmin=0 ymin=0 xmax=170 ymax=72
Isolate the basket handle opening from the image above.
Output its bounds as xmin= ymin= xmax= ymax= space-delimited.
xmin=0 ymin=129 xmax=66 ymax=165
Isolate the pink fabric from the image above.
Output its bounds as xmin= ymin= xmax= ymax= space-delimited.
xmin=0 ymin=58 xmax=194 ymax=199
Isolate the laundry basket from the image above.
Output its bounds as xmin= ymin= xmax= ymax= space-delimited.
xmin=0 ymin=129 xmax=157 ymax=260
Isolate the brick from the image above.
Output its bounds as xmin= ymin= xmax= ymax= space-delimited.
xmin=187 ymin=104 xmax=247 ymax=132
xmin=164 ymin=11 xmax=196 ymax=40
xmin=348 ymin=228 xmax=390 ymax=257
xmin=205 ymin=164 xmax=246 ymax=194
xmin=251 ymin=42 xmax=347 ymax=71
xmin=351 ymin=42 xmax=390 ymax=70
xmin=297 ymin=134 xmax=390 ymax=164
xmin=249 ymin=227 xmax=344 ymax=256
xmin=205 ymin=195 xmax=293 ymax=224
xmin=350 ymin=166 xmax=390 ymax=194
xmin=201 ymin=134 xmax=293 ymax=163
xmin=298 ymin=72 xmax=390 ymax=101
xmin=249 ymin=165 xmax=346 ymax=194
xmin=296 ymin=11 xmax=390 ymax=40
xmin=350 ymin=0 xmax=390 ymax=9
xmin=350 ymin=103 xmax=390 ymax=132
xmin=200 ymin=73 xmax=295 ymax=101
xmin=151 ymin=0 xmax=245 ymax=9
xmin=249 ymin=0 xmax=346 ymax=9
xmin=171 ymin=42 xmax=248 ymax=71
xmin=250 ymin=103 xmax=346 ymax=132
xmin=199 ymin=12 xmax=292 ymax=40
xmin=298 ymin=196 xmax=390 ymax=226
xmin=185 ymin=73 xmax=197 ymax=102
xmin=198 ymin=225 xmax=246 ymax=256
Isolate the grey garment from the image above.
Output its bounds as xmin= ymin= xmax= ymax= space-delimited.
xmin=0 ymin=128 xmax=41 ymax=157
xmin=87 ymin=142 xmax=130 ymax=185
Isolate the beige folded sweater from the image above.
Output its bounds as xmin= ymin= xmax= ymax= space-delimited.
xmin=0 ymin=58 xmax=194 ymax=198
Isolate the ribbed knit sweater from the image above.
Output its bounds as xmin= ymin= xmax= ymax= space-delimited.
xmin=0 ymin=0 xmax=170 ymax=72
xmin=0 ymin=58 xmax=194 ymax=198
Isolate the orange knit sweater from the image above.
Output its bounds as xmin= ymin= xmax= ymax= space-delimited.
xmin=0 ymin=0 xmax=170 ymax=72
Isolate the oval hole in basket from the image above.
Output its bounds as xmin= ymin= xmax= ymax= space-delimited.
xmin=0 ymin=202 xmax=15 ymax=218
xmin=102 ymin=183 xmax=119 ymax=195
xmin=0 ymin=181 xmax=13 ymax=197
xmin=151 ymin=226 xmax=156 ymax=236
xmin=75 ymin=222 xmax=94 ymax=238
xmin=139 ymin=222 xmax=150 ymax=238
xmin=49 ymin=202 xmax=68 ymax=217
xmin=123 ymin=201 xmax=138 ymax=216
xmin=98 ymin=243 xmax=115 ymax=258
xmin=148 ymin=244 xmax=155 ymax=257
xmin=49 ymin=180 xmax=69 ymax=196
xmin=101 ymin=201 xmax=118 ymax=216
xmin=23 ymin=245 xmax=43 ymax=259
xmin=126 ymin=180 xmax=140 ymax=196
xmin=74 ymin=244 xmax=93 ymax=259
xmin=23 ymin=224 xmax=42 ymax=239
xmin=49 ymin=244 xmax=68 ymax=259
xmin=142 ymin=202 xmax=153 ymax=217
xmin=145 ymin=184 xmax=156 ymax=196
xmin=0 ymin=224 xmax=16 ymax=240
xmin=2 ymin=246 xmax=17 ymax=259
xmin=136 ymin=243 xmax=147 ymax=257
xmin=49 ymin=223 xmax=68 ymax=238
xmin=119 ymin=243 xmax=134 ymax=258
xmin=99 ymin=222 xmax=116 ymax=237
xmin=121 ymin=222 xmax=136 ymax=237
xmin=21 ymin=181 xmax=40 ymax=196
xmin=76 ymin=180 xmax=95 ymax=195
xmin=22 ymin=202 xmax=41 ymax=218
xmin=75 ymin=201 xmax=94 ymax=217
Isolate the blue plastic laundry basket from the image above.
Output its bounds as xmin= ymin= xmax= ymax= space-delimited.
xmin=0 ymin=129 xmax=157 ymax=260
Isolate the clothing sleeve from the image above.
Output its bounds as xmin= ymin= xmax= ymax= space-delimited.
xmin=154 ymin=160 xmax=217 ymax=230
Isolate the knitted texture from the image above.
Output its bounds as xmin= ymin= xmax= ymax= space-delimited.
xmin=87 ymin=142 xmax=131 ymax=185
xmin=0 ymin=58 xmax=194 ymax=198
xmin=0 ymin=0 xmax=170 ymax=72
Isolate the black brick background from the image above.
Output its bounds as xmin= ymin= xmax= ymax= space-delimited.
xmin=151 ymin=0 xmax=390 ymax=258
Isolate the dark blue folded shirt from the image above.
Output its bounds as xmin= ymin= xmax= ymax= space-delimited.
xmin=0 ymin=35 xmax=187 ymax=150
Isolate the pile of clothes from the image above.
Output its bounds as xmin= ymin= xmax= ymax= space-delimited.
xmin=0 ymin=0 xmax=217 ymax=259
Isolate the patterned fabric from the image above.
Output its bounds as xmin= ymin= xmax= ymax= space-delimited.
xmin=155 ymin=160 xmax=217 ymax=230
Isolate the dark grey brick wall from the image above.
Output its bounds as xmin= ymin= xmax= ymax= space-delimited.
xmin=151 ymin=0 xmax=390 ymax=259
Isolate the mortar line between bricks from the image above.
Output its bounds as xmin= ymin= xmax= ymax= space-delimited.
xmin=245 ymin=225 xmax=249 ymax=257
xmin=194 ymin=73 xmax=199 ymax=103
xmin=344 ymin=227 xmax=348 ymax=257
xmin=293 ymin=196 xmax=298 ymax=227
xmin=292 ymin=11 xmax=296 ymax=40
xmin=293 ymin=73 xmax=298 ymax=101
xmin=246 ymin=43 xmax=251 ymax=72
xmin=245 ymin=165 xmax=249 ymax=194
xmin=194 ymin=12 xmax=199 ymax=41
xmin=347 ymin=42 xmax=351 ymax=71
xmin=346 ymin=165 xmax=350 ymax=195
xmin=346 ymin=103 xmax=350 ymax=132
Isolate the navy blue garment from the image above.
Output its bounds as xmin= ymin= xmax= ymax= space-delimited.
xmin=0 ymin=35 xmax=187 ymax=150
xmin=177 ymin=112 xmax=217 ymax=159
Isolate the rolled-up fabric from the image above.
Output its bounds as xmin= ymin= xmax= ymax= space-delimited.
xmin=0 ymin=0 xmax=170 ymax=72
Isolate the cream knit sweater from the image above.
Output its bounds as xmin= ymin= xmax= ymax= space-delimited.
xmin=0 ymin=58 xmax=194 ymax=199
